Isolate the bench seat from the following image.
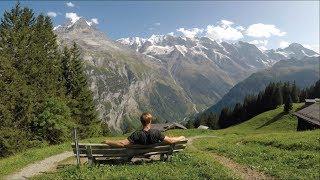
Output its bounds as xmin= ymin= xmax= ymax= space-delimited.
xmin=71 ymin=140 xmax=188 ymax=165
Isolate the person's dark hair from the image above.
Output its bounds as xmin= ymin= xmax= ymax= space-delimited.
xmin=140 ymin=112 xmax=153 ymax=126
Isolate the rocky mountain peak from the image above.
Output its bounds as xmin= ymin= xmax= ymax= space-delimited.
xmin=54 ymin=17 xmax=98 ymax=34
xmin=282 ymin=43 xmax=319 ymax=58
xmin=70 ymin=17 xmax=92 ymax=29
xmin=118 ymin=34 xmax=319 ymax=73
xmin=287 ymin=43 xmax=304 ymax=49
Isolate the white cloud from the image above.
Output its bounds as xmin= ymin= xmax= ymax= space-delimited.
xmin=205 ymin=20 xmax=243 ymax=41
xmin=236 ymin=26 xmax=245 ymax=31
xmin=168 ymin=20 xmax=287 ymax=43
xmin=246 ymin=23 xmax=286 ymax=38
xmin=86 ymin=18 xmax=99 ymax=26
xmin=47 ymin=12 xmax=57 ymax=18
xmin=249 ymin=40 xmax=268 ymax=46
xmin=65 ymin=12 xmax=80 ymax=24
xmin=258 ymin=46 xmax=268 ymax=51
xmin=279 ymin=40 xmax=290 ymax=48
xmin=303 ymin=44 xmax=320 ymax=53
xmin=302 ymin=44 xmax=312 ymax=49
xmin=66 ymin=2 xmax=75 ymax=7
xmin=154 ymin=22 xmax=161 ymax=26
xmin=91 ymin=18 xmax=99 ymax=24
xmin=220 ymin=19 xmax=234 ymax=27
xmin=167 ymin=32 xmax=174 ymax=36
xmin=311 ymin=45 xmax=320 ymax=53
xmin=65 ymin=13 xmax=98 ymax=27
xmin=176 ymin=27 xmax=203 ymax=38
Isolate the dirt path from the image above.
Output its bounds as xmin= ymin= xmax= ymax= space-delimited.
xmin=187 ymin=135 xmax=219 ymax=150
xmin=187 ymin=135 xmax=275 ymax=180
xmin=5 ymin=151 xmax=73 ymax=180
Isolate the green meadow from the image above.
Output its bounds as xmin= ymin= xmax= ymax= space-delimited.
xmin=1 ymin=103 xmax=319 ymax=179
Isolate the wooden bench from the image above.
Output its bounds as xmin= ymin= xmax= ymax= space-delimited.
xmin=71 ymin=140 xmax=188 ymax=165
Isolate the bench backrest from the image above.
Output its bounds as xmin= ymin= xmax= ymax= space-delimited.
xmin=71 ymin=140 xmax=188 ymax=158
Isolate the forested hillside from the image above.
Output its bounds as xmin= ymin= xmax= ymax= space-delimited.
xmin=194 ymin=80 xmax=320 ymax=129
xmin=207 ymin=56 xmax=319 ymax=114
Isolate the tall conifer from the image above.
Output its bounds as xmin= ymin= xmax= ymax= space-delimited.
xmin=291 ymin=81 xmax=299 ymax=103
xmin=68 ymin=43 xmax=98 ymax=137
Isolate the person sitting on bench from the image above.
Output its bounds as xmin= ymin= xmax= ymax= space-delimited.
xmin=102 ymin=112 xmax=186 ymax=147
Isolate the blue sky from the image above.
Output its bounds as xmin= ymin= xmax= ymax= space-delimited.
xmin=1 ymin=1 xmax=319 ymax=51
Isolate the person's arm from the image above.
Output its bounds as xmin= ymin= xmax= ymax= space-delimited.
xmin=163 ymin=136 xmax=186 ymax=144
xmin=101 ymin=139 xmax=131 ymax=148
xmin=102 ymin=131 xmax=137 ymax=147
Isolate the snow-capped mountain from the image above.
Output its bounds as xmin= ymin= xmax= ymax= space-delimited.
xmin=54 ymin=19 xmax=199 ymax=131
xmin=265 ymin=43 xmax=319 ymax=60
xmin=118 ymin=35 xmax=319 ymax=70
xmin=118 ymin=34 xmax=318 ymax=112
xmin=53 ymin=18 xmax=318 ymax=131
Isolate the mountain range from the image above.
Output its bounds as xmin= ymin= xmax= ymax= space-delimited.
xmin=118 ymin=35 xmax=318 ymax=110
xmin=206 ymin=56 xmax=320 ymax=114
xmin=54 ymin=18 xmax=319 ymax=131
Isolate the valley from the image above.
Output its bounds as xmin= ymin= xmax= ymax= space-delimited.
xmin=55 ymin=18 xmax=319 ymax=131
xmin=1 ymin=2 xmax=319 ymax=179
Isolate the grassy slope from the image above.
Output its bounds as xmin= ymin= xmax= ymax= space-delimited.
xmin=193 ymin=103 xmax=320 ymax=179
xmin=195 ymin=130 xmax=319 ymax=179
xmin=225 ymin=103 xmax=302 ymax=133
xmin=2 ymin=103 xmax=320 ymax=179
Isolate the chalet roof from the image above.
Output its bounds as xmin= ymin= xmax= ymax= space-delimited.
xmin=151 ymin=123 xmax=187 ymax=131
xmin=305 ymin=99 xmax=316 ymax=103
xmin=197 ymin=125 xmax=209 ymax=129
xmin=294 ymin=103 xmax=320 ymax=126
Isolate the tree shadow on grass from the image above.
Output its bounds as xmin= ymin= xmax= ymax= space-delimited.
xmin=256 ymin=112 xmax=286 ymax=129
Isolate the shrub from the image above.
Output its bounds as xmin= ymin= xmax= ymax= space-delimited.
xmin=0 ymin=127 xmax=43 ymax=157
xmin=30 ymin=98 xmax=75 ymax=144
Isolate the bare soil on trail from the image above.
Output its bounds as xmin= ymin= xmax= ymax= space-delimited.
xmin=188 ymin=135 xmax=275 ymax=180
xmin=5 ymin=135 xmax=274 ymax=180
xmin=4 ymin=151 xmax=73 ymax=180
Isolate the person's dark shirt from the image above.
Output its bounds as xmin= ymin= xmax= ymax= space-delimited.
xmin=127 ymin=129 xmax=165 ymax=145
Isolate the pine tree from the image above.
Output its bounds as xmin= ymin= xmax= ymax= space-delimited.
xmin=309 ymin=80 xmax=320 ymax=98
xmin=61 ymin=47 xmax=72 ymax=95
xmin=0 ymin=3 xmax=73 ymax=156
xmin=186 ymin=119 xmax=194 ymax=129
xmin=255 ymin=92 xmax=263 ymax=114
xmin=198 ymin=113 xmax=208 ymax=126
xmin=313 ymin=80 xmax=320 ymax=98
xmin=68 ymin=43 xmax=99 ymax=137
xmin=273 ymin=84 xmax=283 ymax=108
xmin=291 ymin=81 xmax=299 ymax=103
xmin=0 ymin=3 xmax=37 ymax=129
xmin=232 ymin=103 xmax=243 ymax=124
xmin=243 ymin=95 xmax=257 ymax=119
xmin=264 ymin=83 xmax=275 ymax=110
xmin=299 ymin=89 xmax=307 ymax=103
xmin=282 ymin=82 xmax=291 ymax=103
xmin=218 ymin=107 xmax=231 ymax=129
xmin=284 ymin=95 xmax=293 ymax=113
xmin=206 ymin=112 xmax=218 ymax=129
xmin=0 ymin=55 xmax=18 ymax=128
